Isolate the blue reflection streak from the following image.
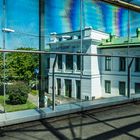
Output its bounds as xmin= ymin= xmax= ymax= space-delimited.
xmin=0 ymin=0 xmax=140 ymax=49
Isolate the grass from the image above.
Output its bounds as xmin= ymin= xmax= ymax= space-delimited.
xmin=31 ymin=90 xmax=38 ymax=96
xmin=0 ymin=95 xmax=36 ymax=112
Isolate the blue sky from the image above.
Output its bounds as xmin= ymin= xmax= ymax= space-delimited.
xmin=0 ymin=0 xmax=39 ymax=49
xmin=0 ymin=0 xmax=140 ymax=49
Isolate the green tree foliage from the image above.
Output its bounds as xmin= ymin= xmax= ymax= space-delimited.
xmin=6 ymin=81 xmax=31 ymax=105
xmin=6 ymin=48 xmax=39 ymax=82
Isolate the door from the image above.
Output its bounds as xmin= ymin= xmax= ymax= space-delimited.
xmin=119 ymin=82 xmax=125 ymax=96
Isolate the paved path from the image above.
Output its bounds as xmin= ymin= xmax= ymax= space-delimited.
xmin=28 ymin=94 xmax=38 ymax=106
xmin=1 ymin=103 xmax=140 ymax=140
xmin=28 ymin=93 xmax=80 ymax=107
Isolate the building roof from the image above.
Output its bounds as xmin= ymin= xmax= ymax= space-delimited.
xmin=99 ymin=28 xmax=140 ymax=49
xmin=48 ymin=27 xmax=109 ymax=46
xmin=48 ymin=27 xmax=140 ymax=49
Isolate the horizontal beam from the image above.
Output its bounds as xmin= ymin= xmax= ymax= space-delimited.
xmin=0 ymin=49 xmax=140 ymax=59
xmin=101 ymin=0 xmax=140 ymax=12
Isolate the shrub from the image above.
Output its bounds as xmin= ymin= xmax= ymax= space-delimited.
xmin=6 ymin=81 xmax=31 ymax=105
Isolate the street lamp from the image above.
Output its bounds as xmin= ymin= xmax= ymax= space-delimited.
xmin=2 ymin=28 xmax=15 ymax=33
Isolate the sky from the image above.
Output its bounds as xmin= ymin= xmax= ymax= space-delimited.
xmin=0 ymin=0 xmax=140 ymax=49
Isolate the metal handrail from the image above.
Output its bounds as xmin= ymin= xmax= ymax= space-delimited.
xmin=0 ymin=49 xmax=140 ymax=58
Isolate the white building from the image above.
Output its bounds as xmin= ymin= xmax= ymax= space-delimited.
xmin=47 ymin=27 xmax=140 ymax=100
xmin=100 ymin=28 xmax=140 ymax=98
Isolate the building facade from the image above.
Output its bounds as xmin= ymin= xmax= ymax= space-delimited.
xmin=47 ymin=27 xmax=140 ymax=100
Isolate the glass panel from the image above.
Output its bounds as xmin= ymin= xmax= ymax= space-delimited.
xmin=2 ymin=0 xmax=39 ymax=112
xmin=0 ymin=0 xmax=2 ymax=50
xmin=84 ymin=0 xmax=129 ymax=37
xmin=45 ymin=0 xmax=81 ymax=108
xmin=0 ymin=1 xmax=4 ymax=113
xmin=5 ymin=0 xmax=39 ymax=50
xmin=0 ymin=0 xmax=139 ymax=116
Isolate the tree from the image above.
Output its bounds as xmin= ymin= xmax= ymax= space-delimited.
xmin=6 ymin=47 xmax=39 ymax=83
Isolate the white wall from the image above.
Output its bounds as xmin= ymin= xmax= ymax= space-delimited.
xmin=100 ymin=47 xmax=140 ymax=97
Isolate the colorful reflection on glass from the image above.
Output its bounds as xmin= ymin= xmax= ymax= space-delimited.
xmin=0 ymin=0 xmax=140 ymax=49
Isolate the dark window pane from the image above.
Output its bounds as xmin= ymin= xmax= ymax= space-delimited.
xmin=66 ymin=55 xmax=73 ymax=70
xmin=47 ymin=57 xmax=50 ymax=69
xmin=119 ymin=57 xmax=126 ymax=71
xmin=76 ymin=80 xmax=81 ymax=99
xmin=57 ymin=78 xmax=61 ymax=95
xmin=105 ymin=80 xmax=111 ymax=93
xmin=58 ymin=55 xmax=62 ymax=69
xmin=65 ymin=79 xmax=72 ymax=97
xmin=105 ymin=56 xmax=111 ymax=71
xmin=135 ymin=58 xmax=140 ymax=72
xmin=135 ymin=83 xmax=140 ymax=94
xmin=77 ymin=55 xmax=81 ymax=70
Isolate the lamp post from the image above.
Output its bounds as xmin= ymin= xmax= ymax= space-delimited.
xmin=39 ymin=0 xmax=45 ymax=108
xmin=34 ymin=68 xmax=39 ymax=108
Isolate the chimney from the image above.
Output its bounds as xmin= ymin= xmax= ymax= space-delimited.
xmin=106 ymin=34 xmax=116 ymax=42
xmin=110 ymin=34 xmax=116 ymax=42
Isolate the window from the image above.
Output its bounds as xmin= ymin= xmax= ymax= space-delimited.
xmin=105 ymin=80 xmax=111 ymax=93
xmin=65 ymin=79 xmax=72 ymax=97
xmin=105 ymin=56 xmax=111 ymax=71
xmin=66 ymin=55 xmax=73 ymax=70
xmin=119 ymin=81 xmax=126 ymax=96
xmin=47 ymin=57 xmax=50 ymax=69
xmin=119 ymin=57 xmax=126 ymax=71
xmin=57 ymin=79 xmax=61 ymax=95
xmin=78 ymin=35 xmax=81 ymax=39
xmin=85 ymin=96 xmax=89 ymax=100
xmin=135 ymin=58 xmax=140 ymax=72
xmin=58 ymin=54 xmax=62 ymax=69
xmin=76 ymin=80 xmax=81 ymax=99
xmin=77 ymin=55 xmax=81 ymax=70
xmin=135 ymin=83 xmax=140 ymax=94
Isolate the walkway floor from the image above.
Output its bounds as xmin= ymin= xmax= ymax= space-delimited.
xmin=1 ymin=102 xmax=140 ymax=140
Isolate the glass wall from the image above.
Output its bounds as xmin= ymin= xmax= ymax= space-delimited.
xmin=0 ymin=0 xmax=140 ymax=114
xmin=0 ymin=0 xmax=39 ymax=113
